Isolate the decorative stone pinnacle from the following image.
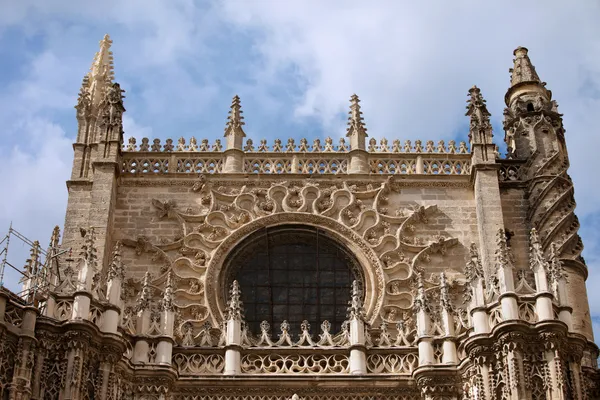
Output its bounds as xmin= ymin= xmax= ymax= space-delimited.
xmin=226 ymin=280 xmax=244 ymax=321
xmin=50 ymin=225 xmax=61 ymax=248
xmin=413 ymin=270 xmax=430 ymax=313
xmin=509 ymin=46 xmax=541 ymax=87
xmin=24 ymin=241 xmax=41 ymax=276
xmin=137 ymin=271 xmax=152 ymax=311
xmin=347 ymin=280 xmax=365 ymax=320
xmin=162 ymin=271 xmax=175 ymax=312
xmin=495 ymin=229 xmax=514 ymax=270
xmin=224 ymin=95 xmax=246 ymax=138
xmin=466 ymin=85 xmax=492 ymax=144
xmin=529 ymin=228 xmax=548 ymax=274
xmin=465 ymin=243 xmax=484 ymax=283
xmin=91 ymin=34 xmax=115 ymax=82
xmin=79 ymin=227 xmax=97 ymax=271
xmin=439 ymin=272 xmax=452 ymax=311
xmin=346 ymin=94 xmax=368 ymax=138
xmin=108 ymin=241 xmax=125 ymax=281
xmin=548 ymin=243 xmax=564 ymax=285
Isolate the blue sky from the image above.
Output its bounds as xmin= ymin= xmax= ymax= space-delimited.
xmin=0 ymin=1 xmax=599 ymax=340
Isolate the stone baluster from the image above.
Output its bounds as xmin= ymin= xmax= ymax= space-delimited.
xmin=224 ymin=280 xmax=243 ymax=375
xmin=346 ymin=94 xmax=369 ymax=173
xmin=133 ymin=271 xmax=152 ymax=363
xmin=439 ymin=273 xmax=458 ymax=364
xmin=549 ymin=244 xmax=573 ymax=330
xmin=465 ymin=244 xmax=489 ymax=335
xmin=347 ymin=280 xmax=367 ymax=374
xmin=223 ymin=95 xmax=245 ymax=173
xmin=529 ymin=229 xmax=554 ymax=321
xmin=156 ymin=272 xmax=175 ymax=365
xmin=495 ymin=229 xmax=519 ymax=321
xmin=102 ymin=242 xmax=124 ymax=334
xmin=414 ymin=271 xmax=434 ymax=366
xmin=71 ymin=228 xmax=97 ymax=321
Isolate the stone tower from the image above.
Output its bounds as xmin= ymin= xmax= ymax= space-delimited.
xmin=0 ymin=37 xmax=598 ymax=400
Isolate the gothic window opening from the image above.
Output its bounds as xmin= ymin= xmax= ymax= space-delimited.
xmin=224 ymin=225 xmax=364 ymax=336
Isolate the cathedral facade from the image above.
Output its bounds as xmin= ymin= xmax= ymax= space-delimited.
xmin=0 ymin=35 xmax=598 ymax=399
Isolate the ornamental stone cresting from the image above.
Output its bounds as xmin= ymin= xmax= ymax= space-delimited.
xmin=0 ymin=35 xmax=598 ymax=400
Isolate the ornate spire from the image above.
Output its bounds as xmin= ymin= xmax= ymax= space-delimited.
xmin=81 ymin=34 xmax=115 ymax=109
xmin=548 ymin=243 xmax=564 ymax=287
xmin=226 ymin=280 xmax=244 ymax=321
xmin=346 ymin=94 xmax=368 ymax=138
xmin=107 ymin=241 xmax=125 ymax=281
xmin=466 ymin=86 xmax=492 ymax=144
xmin=413 ymin=270 xmax=430 ymax=313
xmin=529 ymin=228 xmax=548 ymax=273
xmin=465 ymin=243 xmax=484 ymax=283
xmin=137 ymin=271 xmax=152 ymax=311
xmin=224 ymin=95 xmax=246 ymax=137
xmin=79 ymin=227 xmax=97 ymax=271
xmin=439 ymin=272 xmax=452 ymax=311
xmin=162 ymin=271 xmax=175 ymax=312
xmin=347 ymin=280 xmax=365 ymax=320
xmin=509 ymin=47 xmax=541 ymax=88
xmin=495 ymin=229 xmax=514 ymax=270
xmin=50 ymin=226 xmax=60 ymax=248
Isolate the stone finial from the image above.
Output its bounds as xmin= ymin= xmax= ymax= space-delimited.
xmin=439 ymin=272 xmax=452 ymax=311
xmin=548 ymin=243 xmax=564 ymax=288
xmin=509 ymin=47 xmax=541 ymax=87
xmin=226 ymin=280 xmax=244 ymax=321
xmin=529 ymin=228 xmax=548 ymax=273
xmin=413 ymin=270 xmax=430 ymax=313
xmin=346 ymin=94 xmax=368 ymax=150
xmin=50 ymin=225 xmax=61 ymax=248
xmin=347 ymin=280 xmax=365 ymax=320
xmin=224 ymin=95 xmax=246 ymax=150
xmin=466 ymin=86 xmax=492 ymax=144
xmin=77 ymin=34 xmax=115 ymax=111
xmin=107 ymin=241 xmax=125 ymax=281
xmin=79 ymin=227 xmax=97 ymax=271
xmin=465 ymin=243 xmax=484 ymax=283
xmin=495 ymin=229 xmax=514 ymax=270
xmin=137 ymin=271 xmax=152 ymax=312
xmin=162 ymin=271 xmax=175 ymax=312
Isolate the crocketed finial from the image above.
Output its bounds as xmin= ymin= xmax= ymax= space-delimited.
xmin=466 ymin=85 xmax=492 ymax=144
xmin=529 ymin=228 xmax=548 ymax=274
xmin=439 ymin=272 xmax=452 ymax=311
xmin=509 ymin=46 xmax=541 ymax=87
xmin=413 ymin=270 xmax=430 ymax=313
xmin=79 ymin=227 xmax=97 ymax=271
xmin=107 ymin=241 xmax=125 ymax=281
xmin=226 ymin=280 xmax=244 ymax=321
xmin=346 ymin=94 xmax=368 ymax=138
xmin=495 ymin=228 xmax=513 ymax=270
xmin=465 ymin=243 xmax=484 ymax=283
xmin=224 ymin=95 xmax=246 ymax=138
xmin=347 ymin=280 xmax=365 ymax=320
xmin=162 ymin=271 xmax=175 ymax=312
xmin=137 ymin=271 xmax=152 ymax=311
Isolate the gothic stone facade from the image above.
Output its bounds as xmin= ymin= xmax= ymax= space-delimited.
xmin=0 ymin=35 xmax=599 ymax=400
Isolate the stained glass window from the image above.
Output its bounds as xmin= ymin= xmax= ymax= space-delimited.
xmin=224 ymin=225 xmax=363 ymax=336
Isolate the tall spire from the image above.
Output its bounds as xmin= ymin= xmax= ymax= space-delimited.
xmin=465 ymin=86 xmax=492 ymax=144
xmin=77 ymin=34 xmax=115 ymax=111
xmin=509 ymin=47 xmax=541 ymax=88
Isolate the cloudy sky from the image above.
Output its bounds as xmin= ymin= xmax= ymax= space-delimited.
xmin=0 ymin=1 xmax=599 ymax=339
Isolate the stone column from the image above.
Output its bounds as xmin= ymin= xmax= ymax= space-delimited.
xmin=133 ymin=272 xmax=152 ymax=364
xmin=224 ymin=281 xmax=243 ymax=375
xmin=347 ymin=281 xmax=367 ymax=374
xmin=156 ymin=272 xmax=175 ymax=366
xmin=439 ymin=273 xmax=458 ymax=365
xmin=530 ymin=229 xmax=554 ymax=321
xmin=8 ymin=307 xmax=37 ymax=400
xmin=102 ymin=242 xmax=124 ymax=334
xmin=414 ymin=272 xmax=434 ymax=366
xmin=466 ymin=244 xmax=490 ymax=335
xmin=495 ymin=229 xmax=519 ymax=321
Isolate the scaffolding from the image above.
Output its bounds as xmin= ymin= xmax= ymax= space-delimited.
xmin=0 ymin=223 xmax=69 ymax=306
